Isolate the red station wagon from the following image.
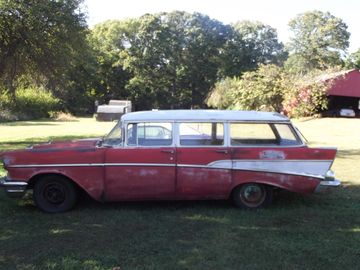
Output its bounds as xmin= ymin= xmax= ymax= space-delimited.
xmin=0 ymin=110 xmax=341 ymax=212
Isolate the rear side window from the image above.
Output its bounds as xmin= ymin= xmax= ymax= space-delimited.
xmin=230 ymin=123 xmax=300 ymax=146
xmin=179 ymin=122 xmax=224 ymax=146
xmin=127 ymin=122 xmax=172 ymax=146
xmin=274 ymin=124 xmax=300 ymax=145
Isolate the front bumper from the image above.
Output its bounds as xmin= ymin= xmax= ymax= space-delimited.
xmin=0 ymin=176 xmax=28 ymax=198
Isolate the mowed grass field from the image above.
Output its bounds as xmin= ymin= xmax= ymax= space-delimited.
xmin=0 ymin=117 xmax=359 ymax=270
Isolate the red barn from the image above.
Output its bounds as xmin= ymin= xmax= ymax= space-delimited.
xmin=326 ymin=69 xmax=360 ymax=115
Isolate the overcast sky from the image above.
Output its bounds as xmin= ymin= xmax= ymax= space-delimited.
xmin=84 ymin=0 xmax=360 ymax=53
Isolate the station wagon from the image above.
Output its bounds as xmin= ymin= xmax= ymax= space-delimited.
xmin=0 ymin=110 xmax=341 ymax=212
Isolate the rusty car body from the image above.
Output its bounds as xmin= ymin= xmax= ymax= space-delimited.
xmin=0 ymin=110 xmax=341 ymax=212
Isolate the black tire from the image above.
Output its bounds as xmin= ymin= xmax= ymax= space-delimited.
xmin=33 ymin=175 xmax=78 ymax=213
xmin=232 ymin=183 xmax=273 ymax=209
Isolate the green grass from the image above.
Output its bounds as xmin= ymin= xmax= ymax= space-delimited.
xmin=0 ymin=117 xmax=360 ymax=270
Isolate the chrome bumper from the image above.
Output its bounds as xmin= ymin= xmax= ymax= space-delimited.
xmin=315 ymin=179 xmax=341 ymax=193
xmin=0 ymin=177 xmax=28 ymax=198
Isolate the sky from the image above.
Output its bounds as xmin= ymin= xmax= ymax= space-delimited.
xmin=85 ymin=0 xmax=360 ymax=54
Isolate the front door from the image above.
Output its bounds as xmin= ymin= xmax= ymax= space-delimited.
xmin=104 ymin=122 xmax=176 ymax=201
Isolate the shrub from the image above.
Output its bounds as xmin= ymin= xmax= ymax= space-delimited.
xmin=0 ymin=86 xmax=60 ymax=120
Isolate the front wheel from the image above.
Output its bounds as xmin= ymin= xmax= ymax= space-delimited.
xmin=232 ymin=183 xmax=273 ymax=209
xmin=33 ymin=175 xmax=78 ymax=213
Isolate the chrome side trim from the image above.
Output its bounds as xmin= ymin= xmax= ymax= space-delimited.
xmin=8 ymin=160 xmax=332 ymax=180
xmin=8 ymin=159 xmax=333 ymax=168
xmin=176 ymin=164 xmax=326 ymax=179
xmin=1 ymin=181 xmax=28 ymax=186
xmin=8 ymin=163 xmax=176 ymax=168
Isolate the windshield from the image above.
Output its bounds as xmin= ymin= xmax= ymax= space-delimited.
xmin=102 ymin=122 xmax=122 ymax=146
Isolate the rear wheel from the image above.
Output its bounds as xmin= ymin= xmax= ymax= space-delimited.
xmin=33 ymin=175 xmax=78 ymax=213
xmin=232 ymin=183 xmax=273 ymax=209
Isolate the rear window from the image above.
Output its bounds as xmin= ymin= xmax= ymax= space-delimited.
xmin=230 ymin=123 xmax=300 ymax=146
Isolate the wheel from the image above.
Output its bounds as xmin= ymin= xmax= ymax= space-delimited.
xmin=232 ymin=183 xmax=273 ymax=209
xmin=33 ymin=175 xmax=78 ymax=213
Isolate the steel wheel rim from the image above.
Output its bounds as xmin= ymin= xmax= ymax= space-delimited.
xmin=43 ymin=183 xmax=66 ymax=204
xmin=239 ymin=184 xmax=266 ymax=208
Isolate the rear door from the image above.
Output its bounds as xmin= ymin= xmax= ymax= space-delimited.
xmin=175 ymin=122 xmax=232 ymax=199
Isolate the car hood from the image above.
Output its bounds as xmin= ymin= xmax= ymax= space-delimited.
xmin=1 ymin=138 xmax=100 ymax=158
xmin=1 ymin=138 xmax=102 ymax=167
xmin=28 ymin=138 xmax=100 ymax=151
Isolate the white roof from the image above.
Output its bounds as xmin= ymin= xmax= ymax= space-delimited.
xmin=121 ymin=110 xmax=289 ymax=122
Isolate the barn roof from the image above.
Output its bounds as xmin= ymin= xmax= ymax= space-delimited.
xmin=326 ymin=69 xmax=360 ymax=98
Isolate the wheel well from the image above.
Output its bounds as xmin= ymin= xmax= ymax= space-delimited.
xmin=27 ymin=173 xmax=83 ymax=193
xmin=230 ymin=182 xmax=276 ymax=198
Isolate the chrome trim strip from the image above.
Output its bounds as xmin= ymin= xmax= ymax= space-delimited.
xmin=8 ymin=163 xmax=176 ymax=168
xmin=106 ymin=163 xmax=175 ymax=167
xmin=176 ymin=164 xmax=325 ymax=179
xmin=1 ymin=181 xmax=28 ymax=186
xmin=8 ymin=159 xmax=333 ymax=168
xmin=8 ymin=160 xmax=331 ymax=180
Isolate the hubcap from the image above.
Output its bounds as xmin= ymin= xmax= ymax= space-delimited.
xmin=240 ymin=184 xmax=265 ymax=207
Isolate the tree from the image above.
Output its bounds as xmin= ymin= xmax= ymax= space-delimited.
xmin=345 ymin=48 xmax=360 ymax=70
xmin=286 ymin=10 xmax=350 ymax=72
xmin=219 ymin=21 xmax=286 ymax=77
xmin=121 ymin=11 xmax=230 ymax=109
xmin=0 ymin=0 xmax=88 ymax=99
xmin=206 ymin=77 xmax=239 ymax=109
xmin=89 ymin=20 xmax=135 ymax=104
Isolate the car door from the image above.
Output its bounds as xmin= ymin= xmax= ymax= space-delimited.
xmin=175 ymin=122 xmax=232 ymax=199
xmin=104 ymin=122 xmax=176 ymax=201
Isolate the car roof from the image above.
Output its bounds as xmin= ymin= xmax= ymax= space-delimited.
xmin=121 ymin=110 xmax=290 ymax=122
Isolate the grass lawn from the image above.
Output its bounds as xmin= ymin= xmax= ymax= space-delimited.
xmin=0 ymin=117 xmax=359 ymax=270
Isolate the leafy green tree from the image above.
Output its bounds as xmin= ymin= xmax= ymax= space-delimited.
xmin=345 ymin=48 xmax=360 ymax=70
xmin=122 ymin=11 xmax=230 ymax=109
xmin=89 ymin=20 xmax=135 ymax=104
xmin=221 ymin=21 xmax=286 ymax=77
xmin=0 ymin=0 xmax=88 ymax=99
xmin=206 ymin=77 xmax=239 ymax=109
xmin=286 ymin=10 xmax=350 ymax=72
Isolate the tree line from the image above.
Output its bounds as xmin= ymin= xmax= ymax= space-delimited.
xmin=0 ymin=0 xmax=359 ymax=120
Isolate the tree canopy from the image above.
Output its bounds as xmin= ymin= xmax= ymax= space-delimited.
xmin=0 ymin=0 xmax=88 ymax=98
xmin=0 ymin=6 xmax=354 ymax=119
xmin=285 ymin=10 xmax=350 ymax=73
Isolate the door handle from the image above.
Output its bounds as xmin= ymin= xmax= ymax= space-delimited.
xmin=161 ymin=149 xmax=175 ymax=154
xmin=214 ymin=149 xmax=228 ymax=154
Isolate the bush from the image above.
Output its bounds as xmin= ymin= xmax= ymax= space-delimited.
xmin=0 ymin=86 xmax=60 ymax=120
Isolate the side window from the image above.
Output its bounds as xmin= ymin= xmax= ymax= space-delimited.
xmin=274 ymin=124 xmax=301 ymax=145
xmin=230 ymin=123 xmax=277 ymax=145
xmin=230 ymin=123 xmax=301 ymax=146
xmin=127 ymin=122 xmax=172 ymax=146
xmin=179 ymin=122 xmax=224 ymax=146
